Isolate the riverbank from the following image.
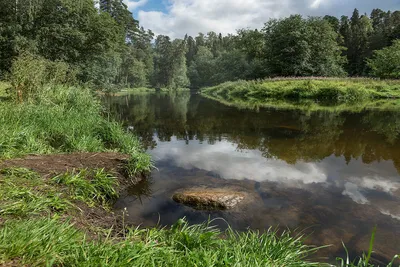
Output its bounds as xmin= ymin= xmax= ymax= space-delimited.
xmin=0 ymin=163 xmax=322 ymax=267
xmin=201 ymin=79 xmax=400 ymax=108
xmin=0 ymin=84 xmax=322 ymax=266
xmin=1 ymin=84 xmax=398 ymax=266
xmin=109 ymin=87 xmax=191 ymax=96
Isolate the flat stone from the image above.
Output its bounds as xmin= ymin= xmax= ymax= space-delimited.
xmin=172 ymin=188 xmax=246 ymax=210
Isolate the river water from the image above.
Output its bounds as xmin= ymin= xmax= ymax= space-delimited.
xmin=106 ymin=92 xmax=400 ymax=264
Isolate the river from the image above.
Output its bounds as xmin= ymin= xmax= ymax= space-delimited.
xmin=106 ymin=92 xmax=400 ymax=264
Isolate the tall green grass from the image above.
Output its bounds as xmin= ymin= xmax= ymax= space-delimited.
xmin=0 ymin=167 xmax=121 ymax=217
xmin=0 ymin=85 xmax=151 ymax=175
xmin=201 ymin=78 xmax=400 ymax=104
xmin=0 ymin=168 xmax=73 ymax=217
xmin=53 ymin=169 xmax=119 ymax=208
xmin=0 ymin=218 xmax=322 ymax=267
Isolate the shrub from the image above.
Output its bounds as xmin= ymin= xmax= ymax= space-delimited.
xmin=367 ymin=40 xmax=400 ymax=79
xmin=9 ymin=53 xmax=77 ymax=101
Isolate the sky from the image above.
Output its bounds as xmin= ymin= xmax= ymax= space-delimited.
xmin=123 ymin=0 xmax=400 ymax=38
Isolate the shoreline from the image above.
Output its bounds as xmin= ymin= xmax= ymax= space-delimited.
xmin=201 ymin=79 xmax=400 ymax=110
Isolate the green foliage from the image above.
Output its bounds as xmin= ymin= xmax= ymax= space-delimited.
xmin=0 ymin=85 xmax=151 ymax=176
xmin=367 ymin=40 xmax=400 ymax=79
xmin=0 ymin=81 xmax=10 ymax=98
xmin=52 ymin=169 xmax=119 ymax=208
xmin=0 ymin=218 xmax=321 ymax=267
xmin=2 ymin=2 xmax=400 ymax=91
xmin=262 ymin=15 xmax=346 ymax=77
xmin=9 ymin=53 xmax=77 ymax=101
xmin=188 ymin=46 xmax=216 ymax=88
xmin=0 ymin=168 xmax=73 ymax=217
xmin=152 ymin=36 xmax=190 ymax=90
xmin=202 ymin=78 xmax=400 ymax=104
xmin=0 ymin=0 xmax=146 ymax=91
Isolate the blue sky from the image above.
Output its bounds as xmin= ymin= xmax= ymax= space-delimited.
xmin=124 ymin=0 xmax=400 ymax=38
xmin=130 ymin=0 xmax=166 ymax=18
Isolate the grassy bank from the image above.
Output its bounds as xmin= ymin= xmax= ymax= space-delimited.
xmin=201 ymin=79 xmax=400 ymax=107
xmin=0 ymin=166 xmax=322 ymax=266
xmin=203 ymin=93 xmax=400 ymax=113
xmin=0 ymin=85 xmax=151 ymax=172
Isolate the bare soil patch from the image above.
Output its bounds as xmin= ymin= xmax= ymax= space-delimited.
xmin=0 ymin=152 xmax=129 ymax=179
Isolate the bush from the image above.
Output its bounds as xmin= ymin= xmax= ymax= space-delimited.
xmin=9 ymin=53 xmax=77 ymax=101
xmin=367 ymin=40 xmax=400 ymax=79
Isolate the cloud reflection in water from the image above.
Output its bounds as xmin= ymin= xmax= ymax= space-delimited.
xmin=150 ymin=136 xmax=400 ymax=220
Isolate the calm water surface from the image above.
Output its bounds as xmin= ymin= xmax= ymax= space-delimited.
xmin=106 ymin=92 xmax=400 ymax=264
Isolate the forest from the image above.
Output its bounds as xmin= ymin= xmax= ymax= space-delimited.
xmin=1 ymin=0 xmax=400 ymax=92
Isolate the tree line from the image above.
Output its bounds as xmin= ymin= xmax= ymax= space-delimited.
xmin=0 ymin=1 xmax=399 ymax=91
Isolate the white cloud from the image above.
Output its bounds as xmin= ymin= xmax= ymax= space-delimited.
xmin=310 ymin=0 xmax=324 ymax=9
xmin=124 ymin=0 xmax=148 ymax=11
xmin=137 ymin=0 xmax=399 ymax=38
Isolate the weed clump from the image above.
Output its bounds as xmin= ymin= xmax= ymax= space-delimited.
xmin=53 ymin=169 xmax=119 ymax=208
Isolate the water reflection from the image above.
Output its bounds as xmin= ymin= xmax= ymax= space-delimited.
xmin=107 ymin=92 xmax=400 ymax=264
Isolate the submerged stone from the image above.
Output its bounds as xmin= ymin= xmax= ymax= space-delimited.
xmin=172 ymin=188 xmax=246 ymax=210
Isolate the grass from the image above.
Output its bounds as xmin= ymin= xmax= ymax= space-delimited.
xmin=0 ymin=167 xmax=120 ymax=217
xmin=0 ymin=84 xmax=152 ymax=176
xmin=0 ymin=169 xmax=398 ymax=266
xmin=0 ymin=168 xmax=323 ymax=266
xmin=0 ymin=168 xmax=73 ymax=217
xmin=203 ymin=93 xmax=400 ymax=113
xmin=52 ymin=169 xmax=119 ymax=208
xmin=201 ymin=78 xmax=400 ymax=108
xmin=0 ymin=217 xmax=323 ymax=267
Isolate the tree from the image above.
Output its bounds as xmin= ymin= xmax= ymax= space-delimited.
xmin=324 ymin=15 xmax=340 ymax=33
xmin=263 ymin=15 xmax=345 ymax=77
xmin=306 ymin=17 xmax=346 ymax=76
xmin=188 ymin=46 xmax=216 ymax=88
xmin=152 ymin=35 xmax=189 ymax=89
xmin=346 ymin=9 xmax=373 ymax=75
xmin=171 ymin=39 xmax=190 ymax=88
xmin=263 ymin=15 xmax=311 ymax=76
xmin=367 ymin=40 xmax=400 ymax=79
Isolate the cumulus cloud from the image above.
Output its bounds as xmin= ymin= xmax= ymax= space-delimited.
xmin=137 ymin=0 xmax=399 ymax=38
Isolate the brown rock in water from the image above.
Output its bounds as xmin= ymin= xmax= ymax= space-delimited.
xmin=172 ymin=188 xmax=246 ymax=210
